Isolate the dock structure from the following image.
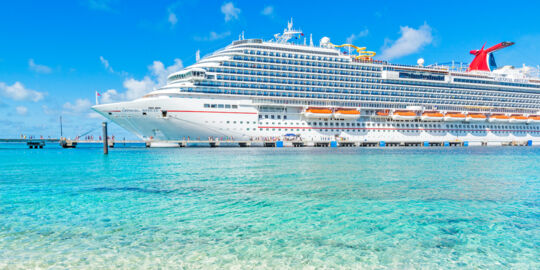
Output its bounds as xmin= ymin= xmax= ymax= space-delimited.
xmin=141 ymin=139 xmax=519 ymax=148
xmin=27 ymin=141 xmax=45 ymax=149
xmin=0 ymin=138 xmax=535 ymax=148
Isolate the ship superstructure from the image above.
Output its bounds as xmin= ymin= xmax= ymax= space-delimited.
xmin=93 ymin=21 xmax=540 ymax=146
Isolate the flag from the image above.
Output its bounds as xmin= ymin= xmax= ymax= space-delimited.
xmin=97 ymin=92 xmax=101 ymax=96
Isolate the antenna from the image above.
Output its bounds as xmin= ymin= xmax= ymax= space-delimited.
xmin=241 ymin=31 xmax=245 ymax=40
xmin=288 ymin=18 xmax=293 ymax=30
xmin=60 ymin=116 xmax=63 ymax=138
xmin=274 ymin=19 xmax=303 ymax=44
xmin=310 ymin=34 xmax=313 ymax=47
xmin=196 ymin=49 xmax=200 ymax=62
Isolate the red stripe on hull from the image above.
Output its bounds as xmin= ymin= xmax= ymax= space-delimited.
xmin=168 ymin=110 xmax=257 ymax=115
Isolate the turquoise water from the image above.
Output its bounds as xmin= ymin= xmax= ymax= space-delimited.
xmin=1 ymin=146 xmax=539 ymax=269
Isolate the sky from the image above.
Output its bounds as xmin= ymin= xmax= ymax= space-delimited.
xmin=1 ymin=0 xmax=539 ymax=139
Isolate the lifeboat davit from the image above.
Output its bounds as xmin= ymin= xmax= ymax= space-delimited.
xmin=302 ymin=107 xmax=332 ymax=119
xmin=489 ymin=114 xmax=510 ymax=122
xmin=333 ymin=108 xmax=361 ymax=119
xmin=391 ymin=110 xmax=417 ymax=121
xmin=509 ymin=114 xmax=528 ymax=123
xmin=444 ymin=113 xmax=466 ymax=122
xmin=528 ymin=115 xmax=540 ymax=124
xmin=466 ymin=113 xmax=487 ymax=122
xmin=420 ymin=111 xmax=444 ymax=121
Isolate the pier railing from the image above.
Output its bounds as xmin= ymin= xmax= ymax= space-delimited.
xmin=1 ymin=138 xmax=535 ymax=148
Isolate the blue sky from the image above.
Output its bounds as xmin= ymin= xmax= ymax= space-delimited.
xmin=1 ymin=0 xmax=539 ymax=139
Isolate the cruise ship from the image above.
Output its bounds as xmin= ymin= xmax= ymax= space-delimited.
xmin=93 ymin=21 xmax=540 ymax=146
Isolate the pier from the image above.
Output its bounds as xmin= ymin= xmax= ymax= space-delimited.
xmin=0 ymin=138 xmax=535 ymax=149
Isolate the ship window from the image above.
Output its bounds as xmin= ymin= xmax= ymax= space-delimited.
xmin=142 ymin=112 xmax=147 ymax=116
xmin=204 ymin=104 xmax=210 ymax=108
xmin=211 ymin=104 xmax=217 ymax=108
xmin=225 ymin=104 xmax=231 ymax=108
xmin=218 ymin=104 xmax=224 ymax=108
xmin=161 ymin=110 xmax=167 ymax=117
xmin=232 ymin=105 xmax=238 ymax=109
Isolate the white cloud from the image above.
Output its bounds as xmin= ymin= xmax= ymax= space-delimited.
xmin=221 ymin=2 xmax=240 ymax=22
xmin=122 ymin=77 xmax=156 ymax=100
xmin=99 ymin=89 xmax=120 ymax=104
xmin=99 ymin=59 xmax=183 ymax=103
xmin=28 ymin=59 xmax=52 ymax=74
xmin=345 ymin=29 xmax=369 ymax=44
xmin=150 ymin=58 xmax=183 ymax=86
xmin=346 ymin=29 xmax=369 ymax=44
xmin=194 ymin=31 xmax=231 ymax=41
xmin=210 ymin=31 xmax=231 ymax=40
xmin=86 ymin=0 xmax=112 ymax=11
xmin=63 ymin=98 xmax=92 ymax=114
xmin=42 ymin=105 xmax=59 ymax=115
xmin=16 ymin=106 xmax=28 ymax=115
xmin=88 ymin=111 xmax=105 ymax=119
xmin=168 ymin=12 xmax=178 ymax=27
xmin=99 ymin=56 xmax=114 ymax=73
xmin=379 ymin=23 xmax=433 ymax=60
xmin=261 ymin=6 xmax=274 ymax=16
xmin=0 ymin=81 xmax=44 ymax=102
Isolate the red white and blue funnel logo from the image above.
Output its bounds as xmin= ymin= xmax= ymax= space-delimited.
xmin=468 ymin=42 xmax=514 ymax=72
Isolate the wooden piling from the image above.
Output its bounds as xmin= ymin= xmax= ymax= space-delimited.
xmin=102 ymin=122 xmax=108 ymax=155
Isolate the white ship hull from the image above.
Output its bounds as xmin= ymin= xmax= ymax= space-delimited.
xmin=444 ymin=117 xmax=466 ymax=122
xmin=302 ymin=112 xmax=332 ymax=119
xmin=509 ymin=119 xmax=528 ymax=123
xmin=489 ymin=118 xmax=509 ymax=123
xmin=466 ymin=117 xmax=486 ymax=122
xmin=91 ymin=23 xmax=540 ymax=146
xmin=333 ymin=113 xmax=361 ymax=120
xmin=420 ymin=116 xmax=443 ymax=121
xmin=93 ymin=96 xmax=540 ymax=145
xmin=391 ymin=115 xmax=417 ymax=121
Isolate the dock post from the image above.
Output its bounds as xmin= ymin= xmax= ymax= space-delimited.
xmin=102 ymin=122 xmax=108 ymax=155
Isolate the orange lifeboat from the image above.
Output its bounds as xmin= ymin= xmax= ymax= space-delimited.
xmin=489 ymin=114 xmax=510 ymax=123
xmin=333 ymin=108 xmax=361 ymax=119
xmin=509 ymin=114 xmax=528 ymax=123
xmin=391 ymin=110 xmax=417 ymax=121
xmin=376 ymin=110 xmax=390 ymax=116
xmin=302 ymin=107 xmax=332 ymax=119
xmin=444 ymin=112 xmax=466 ymax=122
xmin=466 ymin=113 xmax=487 ymax=122
xmin=420 ymin=111 xmax=444 ymax=121
xmin=528 ymin=115 xmax=540 ymax=124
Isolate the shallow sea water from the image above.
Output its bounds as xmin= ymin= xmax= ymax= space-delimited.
xmin=0 ymin=145 xmax=539 ymax=269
